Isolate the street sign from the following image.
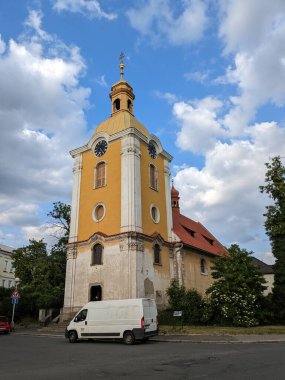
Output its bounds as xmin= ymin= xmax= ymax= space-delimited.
xmin=11 ymin=298 xmax=19 ymax=305
xmin=11 ymin=290 xmax=20 ymax=299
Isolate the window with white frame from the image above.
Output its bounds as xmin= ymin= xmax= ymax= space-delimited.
xmin=4 ymin=259 xmax=8 ymax=272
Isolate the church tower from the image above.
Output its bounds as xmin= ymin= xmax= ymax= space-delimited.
xmin=63 ymin=56 xmax=174 ymax=317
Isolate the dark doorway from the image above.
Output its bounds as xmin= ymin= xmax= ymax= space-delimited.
xmin=90 ymin=285 xmax=102 ymax=301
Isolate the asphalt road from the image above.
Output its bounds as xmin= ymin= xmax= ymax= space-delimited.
xmin=1 ymin=334 xmax=285 ymax=379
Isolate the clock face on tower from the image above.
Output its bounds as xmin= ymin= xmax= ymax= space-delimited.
xmin=148 ymin=142 xmax=157 ymax=159
xmin=94 ymin=140 xmax=108 ymax=157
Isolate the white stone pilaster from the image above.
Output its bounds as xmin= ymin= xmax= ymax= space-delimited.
xmin=120 ymin=134 xmax=142 ymax=232
xmin=164 ymin=159 xmax=173 ymax=241
xmin=63 ymin=246 xmax=77 ymax=316
xmin=69 ymin=154 xmax=82 ymax=244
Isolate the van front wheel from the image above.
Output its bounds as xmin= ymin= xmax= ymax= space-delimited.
xmin=68 ymin=331 xmax=78 ymax=343
xmin=123 ymin=331 xmax=135 ymax=345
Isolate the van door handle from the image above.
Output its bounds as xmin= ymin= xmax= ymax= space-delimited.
xmin=85 ymin=321 xmax=87 ymax=325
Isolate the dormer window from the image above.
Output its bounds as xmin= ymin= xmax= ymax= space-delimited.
xmin=203 ymin=236 xmax=214 ymax=246
xmin=183 ymin=226 xmax=196 ymax=237
xmin=113 ymin=98 xmax=120 ymax=112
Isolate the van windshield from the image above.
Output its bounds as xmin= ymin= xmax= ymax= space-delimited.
xmin=75 ymin=309 xmax=88 ymax=322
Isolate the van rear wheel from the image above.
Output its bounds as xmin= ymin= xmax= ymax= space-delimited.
xmin=68 ymin=331 xmax=78 ymax=343
xmin=123 ymin=331 xmax=135 ymax=345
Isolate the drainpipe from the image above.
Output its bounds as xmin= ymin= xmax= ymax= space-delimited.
xmin=175 ymin=243 xmax=184 ymax=286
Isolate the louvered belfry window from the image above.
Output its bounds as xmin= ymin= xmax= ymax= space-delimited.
xmin=96 ymin=162 xmax=106 ymax=188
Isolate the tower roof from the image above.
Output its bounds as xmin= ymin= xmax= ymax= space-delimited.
xmin=93 ymin=111 xmax=149 ymax=138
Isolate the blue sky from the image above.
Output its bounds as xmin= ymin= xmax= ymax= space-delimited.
xmin=0 ymin=0 xmax=285 ymax=263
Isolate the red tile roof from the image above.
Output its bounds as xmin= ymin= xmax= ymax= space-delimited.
xmin=172 ymin=211 xmax=227 ymax=257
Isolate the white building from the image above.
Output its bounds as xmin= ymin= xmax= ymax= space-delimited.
xmin=0 ymin=244 xmax=15 ymax=288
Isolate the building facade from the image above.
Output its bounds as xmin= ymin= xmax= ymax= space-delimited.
xmin=0 ymin=244 xmax=15 ymax=288
xmin=63 ymin=62 xmax=226 ymax=319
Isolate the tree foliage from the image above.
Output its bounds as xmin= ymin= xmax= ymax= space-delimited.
xmin=260 ymin=156 xmax=285 ymax=321
xmin=10 ymin=202 xmax=71 ymax=318
xmin=206 ymin=244 xmax=266 ymax=327
xmin=166 ymin=279 xmax=205 ymax=325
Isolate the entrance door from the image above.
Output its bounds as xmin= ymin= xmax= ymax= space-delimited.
xmin=90 ymin=285 xmax=102 ymax=301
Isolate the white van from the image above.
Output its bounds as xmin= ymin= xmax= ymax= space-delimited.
xmin=65 ymin=298 xmax=158 ymax=344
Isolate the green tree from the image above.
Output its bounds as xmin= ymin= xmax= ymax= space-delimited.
xmin=260 ymin=156 xmax=285 ymax=321
xmin=166 ymin=279 xmax=205 ymax=325
xmin=206 ymin=244 xmax=266 ymax=327
xmin=12 ymin=202 xmax=71 ymax=318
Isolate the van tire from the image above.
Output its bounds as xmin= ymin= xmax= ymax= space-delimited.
xmin=123 ymin=331 xmax=135 ymax=345
xmin=68 ymin=331 xmax=78 ymax=343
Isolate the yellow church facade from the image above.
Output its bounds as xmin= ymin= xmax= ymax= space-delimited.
xmin=63 ymin=61 xmax=226 ymax=319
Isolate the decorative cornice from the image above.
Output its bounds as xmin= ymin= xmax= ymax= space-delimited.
xmin=69 ymin=127 xmax=172 ymax=161
xmin=67 ymin=231 xmax=175 ymax=250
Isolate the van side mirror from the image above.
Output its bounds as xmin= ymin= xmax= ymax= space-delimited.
xmin=74 ymin=317 xmax=78 ymax=322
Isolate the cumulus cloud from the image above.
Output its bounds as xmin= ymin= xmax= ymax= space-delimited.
xmin=126 ymin=0 xmax=208 ymax=46
xmin=0 ymin=10 xmax=90 ymax=244
xmin=173 ymin=121 xmax=285 ymax=260
xmin=218 ymin=0 xmax=285 ymax=133
xmin=174 ymin=97 xmax=224 ymax=153
xmin=53 ymin=0 xmax=117 ymax=20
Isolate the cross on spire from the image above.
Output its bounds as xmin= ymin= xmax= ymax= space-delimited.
xmin=119 ymin=52 xmax=125 ymax=78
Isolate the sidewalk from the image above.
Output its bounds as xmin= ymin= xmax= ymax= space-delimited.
xmin=12 ymin=328 xmax=285 ymax=343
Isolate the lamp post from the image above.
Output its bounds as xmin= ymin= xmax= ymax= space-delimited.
xmin=11 ymin=277 xmax=20 ymax=332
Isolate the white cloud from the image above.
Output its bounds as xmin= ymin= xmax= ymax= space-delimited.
xmin=0 ymin=10 xmax=91 ymax=242
xmin=126 ymin=0 xmax=208 ymax=46
xmin=174 ymin=97 xmax=224 ymax=153
xmin=173 ymin=121 xmax=285 ymax=256
xmin=218 ymin=1 xmax=285 ymax=133
xmin=154 ymin=91 xmax=178 ymax=104
xmin=53 ymin=0 xmax=117 ymax=20
xmin=184 ymin=71 xmax=209 ymax=83
xmin=95 ymin=75 xmax=108 ymax=88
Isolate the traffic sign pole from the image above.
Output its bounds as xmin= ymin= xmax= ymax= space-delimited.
xmin=10 ymin=288 xmax=20 ymax=332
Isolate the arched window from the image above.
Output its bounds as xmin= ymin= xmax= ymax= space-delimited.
xmin=127 ymin=99 xmax=132 ymax=112
xmin=95 ymin=162 xmax=106 ymax=188
xmin=154 ymin=244 xmax=161 ymax=264
xmin=149 ymin=164 xmax=158 ymax=190
xmin=92 ymin=244 xmax=103 ymax=265
xmin=200 ymin=258 xmax=207 ymax=274
xmin=113 ymin=98 xmax=120 ymax=112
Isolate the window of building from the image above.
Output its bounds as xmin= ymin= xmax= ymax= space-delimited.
xmin=92 ymin=244 xmax=103 ymax=265
xmin=95 ymin=161 xmax=106 ymax=188
xmin=113 ymin=98 xmax=120 ymax=112
xmin=149 ymin=164 xmax=158 ymax=190
xmin=127 ymin=99 xmax=133 ymax=112
xmin=200 ymin=258 xmax=207 ymax=275
xmin=8 ymin=280 xmax=12 ymax=288
xmin=4 ymin=260 xmax=8 ymax=272
xmin=2 ymin=279 xmax=5 ymax=287
xmin=183 ymin=226 xmax=196 ymax=237
xmin=93 ymin=203 xmax=106 ymax=222
xmin=150 ymin=204 xmax=160 ymax=223
xmin=154 ymin=244 xmax=161 ymax=265
xmin=10 ymin=263 xmax=14 ymax=273
xmin=203 ymin=235 xmax=214 ymax=246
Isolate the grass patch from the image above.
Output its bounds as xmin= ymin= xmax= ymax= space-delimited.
xmin=159 ymin=325 xmax=285 ymax=335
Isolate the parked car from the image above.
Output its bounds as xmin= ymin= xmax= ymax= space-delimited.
xmin=65 ymin=298 xmax=158 ymax=344
xmin=0 ymin=316 xmax=11 ymax=334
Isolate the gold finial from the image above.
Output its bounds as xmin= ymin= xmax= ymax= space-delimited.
xmin=119 ymin=52 xmax=125 ymax=78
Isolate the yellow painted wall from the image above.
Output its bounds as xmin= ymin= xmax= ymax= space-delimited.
xmin=78 ymin=140 xmax=121 ymax=241
xmin=183 ymin=252 xmax=214 ymax=296
xmin=140 ymin=142 xmax=168 ymax=240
